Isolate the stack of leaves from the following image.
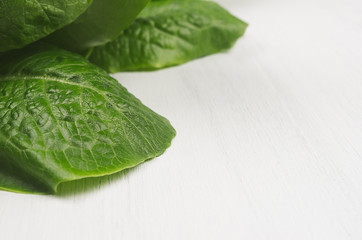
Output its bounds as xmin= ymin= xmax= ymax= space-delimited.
xmin=0 ymin=0 xmax=247 ymax=194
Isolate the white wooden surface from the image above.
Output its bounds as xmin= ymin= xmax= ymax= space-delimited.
xmin=1 ymin=0 xmax=362 ymax=239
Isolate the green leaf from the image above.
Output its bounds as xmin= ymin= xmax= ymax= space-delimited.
xmin=45 ymin=0 xmax=150 ymax=53
xmin=0 ymin=45 xmax=175 ymax=194
xmin=0 ymin=0 xmax=92 ymax=53
xmin=88 ymin=0 xmax=248 ymax=72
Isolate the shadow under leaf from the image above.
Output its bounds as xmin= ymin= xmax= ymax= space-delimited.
xmin=56 ymin=167 xmax=137 ymax=197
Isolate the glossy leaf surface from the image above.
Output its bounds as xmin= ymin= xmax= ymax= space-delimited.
xmin=88 ymin=0 xmax=248 ymax=72
xmin=45 ymin=0 xmax=150 ymax=52
xmin=0 ymin=0 xmax=92 ymax=52
xmin=0 ymin=45 xmax=175 ymax=194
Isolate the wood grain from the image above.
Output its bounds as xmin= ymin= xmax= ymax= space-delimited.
xmin=1 ymin=0 xmax=362 ymax=239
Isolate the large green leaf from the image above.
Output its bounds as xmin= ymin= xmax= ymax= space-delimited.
xmin=0 ymin=45 xmax=175 ymax=194
xmin=45 ymin=0 xmax=150 ymax=53
xmin=88 ymin=0 xmax=248 ymax=72
xmin=0 ymin=0 xmax=92 ymax=53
